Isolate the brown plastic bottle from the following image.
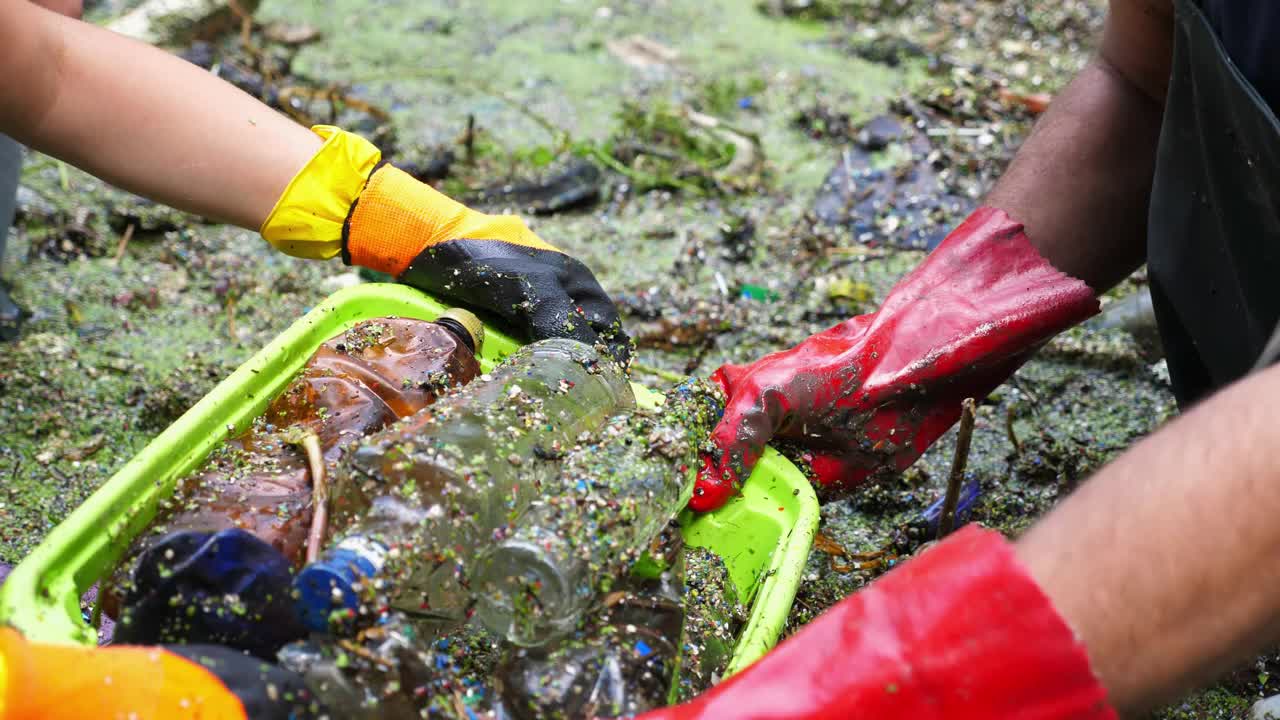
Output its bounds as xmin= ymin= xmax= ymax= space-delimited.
xmin=107 ymin=311 xmax=484 ymax=614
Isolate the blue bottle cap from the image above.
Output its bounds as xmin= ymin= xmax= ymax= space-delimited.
xmin=293 ymin=547 xmax=379 ymax=631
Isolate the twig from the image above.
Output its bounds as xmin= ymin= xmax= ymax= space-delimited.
xmin=112 ymin=223 xmax=135 ymax=265
xmin=937 ymin=397 xmax=976 ymax=539
xmin=1010 ymin=376 xmax=1041 ymax=407
xmin=277 ymin=85 xmax=391 ymax=126
xmin=337 ymin=638 xmax=394 ymax=669
xmin=89 ymin=577 xmax=108 ymax=632
xmin=631 ymin=361 xmax=686 ymax=385
xmin=327 ymin=86 xmax=340 ymax=124
xmin=302 ymin=432 xmax=328 ymax=563
xmin=1005 ymin=404 xmax=1022 ymax=456
xmin=227 ymin=0 xmax=254 ymax=48
xmin=463 ymin=114 xmax=476 ymax=164
xmin=814 ymin=531 xmax=894 ymax=573
xmin=225 ymin=294 xmax=237 ymax=341
xmin=682 ymin=334 xmax=718 ymax=376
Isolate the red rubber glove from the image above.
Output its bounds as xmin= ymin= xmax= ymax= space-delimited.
xmin=632 ymin=525 xmax=1116 ymax=720
xmin=691 ymin=207 xmax=1099 ymax=511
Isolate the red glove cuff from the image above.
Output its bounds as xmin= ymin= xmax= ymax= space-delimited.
xmin=639 ymin=525 xmax=1116 ymax=720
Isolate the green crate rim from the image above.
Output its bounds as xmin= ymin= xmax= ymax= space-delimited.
xmin=0 ymin=283 xmax=817 ymax=676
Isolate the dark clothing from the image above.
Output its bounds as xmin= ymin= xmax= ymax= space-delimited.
xmin=1146 ymin=0 xmax=1280 ymax=407
xmin=1202 ymin=1 xmax=1280 ymax=116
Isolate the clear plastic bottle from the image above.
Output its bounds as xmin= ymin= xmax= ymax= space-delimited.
xmin=493 ymin=523 xmax=686 ymax=719
xmin=295 ymin=338 xmax=634 ymax=636
xmin=277 ymin=613 xmax=437 ymax=720
xmin=474 ymin=379 xmax=722 ymax=646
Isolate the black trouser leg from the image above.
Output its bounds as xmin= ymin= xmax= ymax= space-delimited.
xmin=0 ymin=134 xmax=25 ymax=340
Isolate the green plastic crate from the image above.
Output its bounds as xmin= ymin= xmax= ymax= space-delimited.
xmin=0 ymin=284 xmax=817 ymax=676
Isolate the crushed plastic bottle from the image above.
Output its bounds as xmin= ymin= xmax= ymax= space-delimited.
xmin=277 ymin=613 xmax=438 ymax=720
xmin=108 ymin=312 xmax=484 ymax=631
xmin=295 ymin=338 xmax=634 ymax=638
xmin=493 ymin=523 xmax=685 ymax=720
xmin=474 ymin=379 xmax=723 ymax=646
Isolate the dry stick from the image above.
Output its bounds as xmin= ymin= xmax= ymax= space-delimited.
xmin=937 ymin=397 xmax=977 ymax=539
xmin=463 ymin=114 xmax=476 ymax=164
xmin=301 ymin=432 xmax=328 ymax=563
xmin=89 ymin=576 xmax=109 ymax=632
xmin=337 ymin=638 xmax=394 ymax=669
xmin=112 ymin=223 xmax=135 ymax=265
xmin=226 ymin=0 xmax=254 ymax=48
xmin=1005 ymin=404 xmax=1022 ymax=456
xmin=451 ymin=690 xmax=470 ymax=718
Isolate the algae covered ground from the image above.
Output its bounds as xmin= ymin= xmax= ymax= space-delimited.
xmin=0 ymin=0 xmax=1266 ymax=716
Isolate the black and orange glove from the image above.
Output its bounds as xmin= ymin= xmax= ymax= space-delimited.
xmin=260 ymin=126 xmax=631 ymax=364
xmin=0 ymin=628 xmax=322 ymax=719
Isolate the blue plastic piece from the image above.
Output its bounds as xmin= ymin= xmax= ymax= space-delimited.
xmin=920 ymin=479 xmax=983 ymax=534
xmin=294 ymin=543 xmax=381 ymax=630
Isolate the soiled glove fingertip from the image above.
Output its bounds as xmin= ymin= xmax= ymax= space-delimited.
xmin=688 ymin=456 xmax=740 ymax=512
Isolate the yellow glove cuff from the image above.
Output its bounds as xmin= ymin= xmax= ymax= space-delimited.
xmin=259 ymin=125 xmax=381 ymax=260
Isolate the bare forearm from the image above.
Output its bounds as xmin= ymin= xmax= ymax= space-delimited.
xmin=1017 ymin=363 xmax=1280 ymax=715
xmin=0 ymin=2 xmax=321 ymax=228
xmin=987 ymin=1 xmax=1172 ymax=291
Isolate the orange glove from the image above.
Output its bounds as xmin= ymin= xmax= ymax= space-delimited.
xmin=0 ymin=629 xmax=320 ymax=719
xmin=261 ymin=127 xmax=630 ymax=363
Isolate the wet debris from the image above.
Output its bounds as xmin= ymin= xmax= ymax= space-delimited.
xmin=792 ymin=104 xmax=855 ymax=144
xmin=134 ymin=355 xmax=234 ymax=431
xmin=472 ymin=158 xmax=603 ymax=215
xmin=27 ymin=208 xmax=109 ymax=262
xmin=592 ymin=102 xmax=765 ymax=196
xmin=812 ymin=531 xmax=894 ymax=574
xmin=178 ymin=34 xmax=394 ymax=150
xmin=677 ymin=547 xmax=746 ymax=701
xmin=395 ymin=150 xmax=456 ymax=185
xmin=1085 ymin=286 xmax=1163 ymax=361
xmin=717 ymin=213 xmax=756 ymax=264
xmin=106 ymin=0 xmax=262 ymax=47
xmin=809 ymin=113 xmax=974 ymax=251
xmin=260 ymin=21 xmax=322 ymax=46
xmin=757 ymin=0 xmax=913 ymax=22
xmin=843 ymin=30 xmax=926 ymax=68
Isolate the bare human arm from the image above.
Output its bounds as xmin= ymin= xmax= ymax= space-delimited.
xmin=30 ymin=0 xmax=82 ymax=19
xmin=987 ymin=0 xmax=1174 ymax=291
xmin=0 ymin=0 xmax=321 ymax=229
xmin=1016 ymin=356 xmax=1280 ymax=715
xmin=990 ymin=2 xmax=1279 ymax=712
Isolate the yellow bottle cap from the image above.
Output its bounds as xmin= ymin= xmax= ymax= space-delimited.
xmin=438 ymin=308 xmax=485 ymax=355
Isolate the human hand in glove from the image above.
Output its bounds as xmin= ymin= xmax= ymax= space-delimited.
xmin=690 ymin=207 xmax=1099 ymax=511
xmin=632 ymin=525 xmax=1116 ymax=720
xmin=260 ymin=126 xmax=631 ymax=364
xmin=0 ymin=629 xmax=322 ymax=719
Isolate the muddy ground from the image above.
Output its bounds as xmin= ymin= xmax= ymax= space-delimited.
xmin=0 ymin=0 xmax=1266 ymax=716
